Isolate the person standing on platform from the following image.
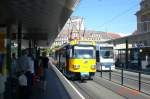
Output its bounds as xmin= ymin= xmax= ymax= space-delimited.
xmin=48 ymin=53 xmax=54 ymax=66
xmin=28 ymin=55 xmax=35 ymax=75
xmin=0 ymin=73 xmax=6 ymax=99
xmin=11 ymin=53 xmax=17 ymax=77
xmin=17 ymin=50 xmax=33 ymax=98
xmin=39 ymin=52 xmax=49 ymax=90
xmin=0 ymin=53 xmax=6 ymax=99
xmin=18 ymin=71 xmax=28 ymax=99
xmin=17 ymin=50 xmax=31 ymax=72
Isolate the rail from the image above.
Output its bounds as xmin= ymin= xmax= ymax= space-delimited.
xmin=99 ymin=66 xmax=150 ymax=96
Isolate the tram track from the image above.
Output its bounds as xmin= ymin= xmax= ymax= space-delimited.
xmin=71 ymin=79 xmax=126 ymax=99
xmin=64 ymin=72 xmax=150 ymax=99
xmin=71 ymin=81 xmax=94 ymax=99
xmin=93 ymin=76 xmax=129 ymax=99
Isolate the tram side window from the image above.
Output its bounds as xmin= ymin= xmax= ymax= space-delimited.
xmin=67 ymin=49 xmax=72 ymax=58
xmin=60 ymin=51 xmax=66 ymax=60
xmin=60 ymin=51 xmax=66 ymax=66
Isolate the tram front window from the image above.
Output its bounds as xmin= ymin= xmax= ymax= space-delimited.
xmin=100 ymin=47 xmax=113 ymax=59
xmin=73 ymin=46 xmax=95 ymax=59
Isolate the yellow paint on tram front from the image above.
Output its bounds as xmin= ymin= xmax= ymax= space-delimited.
xmin=68 ymin=59 xmax=96 ymax=72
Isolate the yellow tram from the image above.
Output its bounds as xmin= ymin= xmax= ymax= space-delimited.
xmin=54 ymin=40 xmax=96 ymax=80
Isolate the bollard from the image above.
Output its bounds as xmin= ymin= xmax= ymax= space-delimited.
xmin=121 ymin=68 xmax=123 ymax=85
xmin=109 ymin=67 xmax=111 ymax=81
xmin=100 ymin=65 xmax=102 ymax=77
xmin=138 ymin=71 xmax=141 ymax=92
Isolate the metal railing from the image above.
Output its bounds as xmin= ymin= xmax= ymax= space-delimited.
xmin=99 ymin=66 xmax=150 ymax=95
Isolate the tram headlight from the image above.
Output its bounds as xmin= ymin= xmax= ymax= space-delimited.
xmin=73 ymin=64 xmax=80 ymax=69
xmin=91 ymin=65 xmax=96 ymax=69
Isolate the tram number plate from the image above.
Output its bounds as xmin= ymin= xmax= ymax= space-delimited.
xmin=81 ymin=72 xmax=89 ymax=76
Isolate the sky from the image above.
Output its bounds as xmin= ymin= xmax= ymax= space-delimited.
xmin=72 ymin=0 xmax=140 ymax=36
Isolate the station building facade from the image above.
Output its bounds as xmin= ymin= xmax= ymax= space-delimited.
xmin=108 ymin=0 xmax=150 ymax=70
xmin=51 ymin=16 xmax=121 ymax=48
xmin=135 ymin=0 xmax=150 ymax=46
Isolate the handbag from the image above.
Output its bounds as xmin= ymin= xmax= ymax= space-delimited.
xmin=37 ymin=66 xmax=44 ymax=77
